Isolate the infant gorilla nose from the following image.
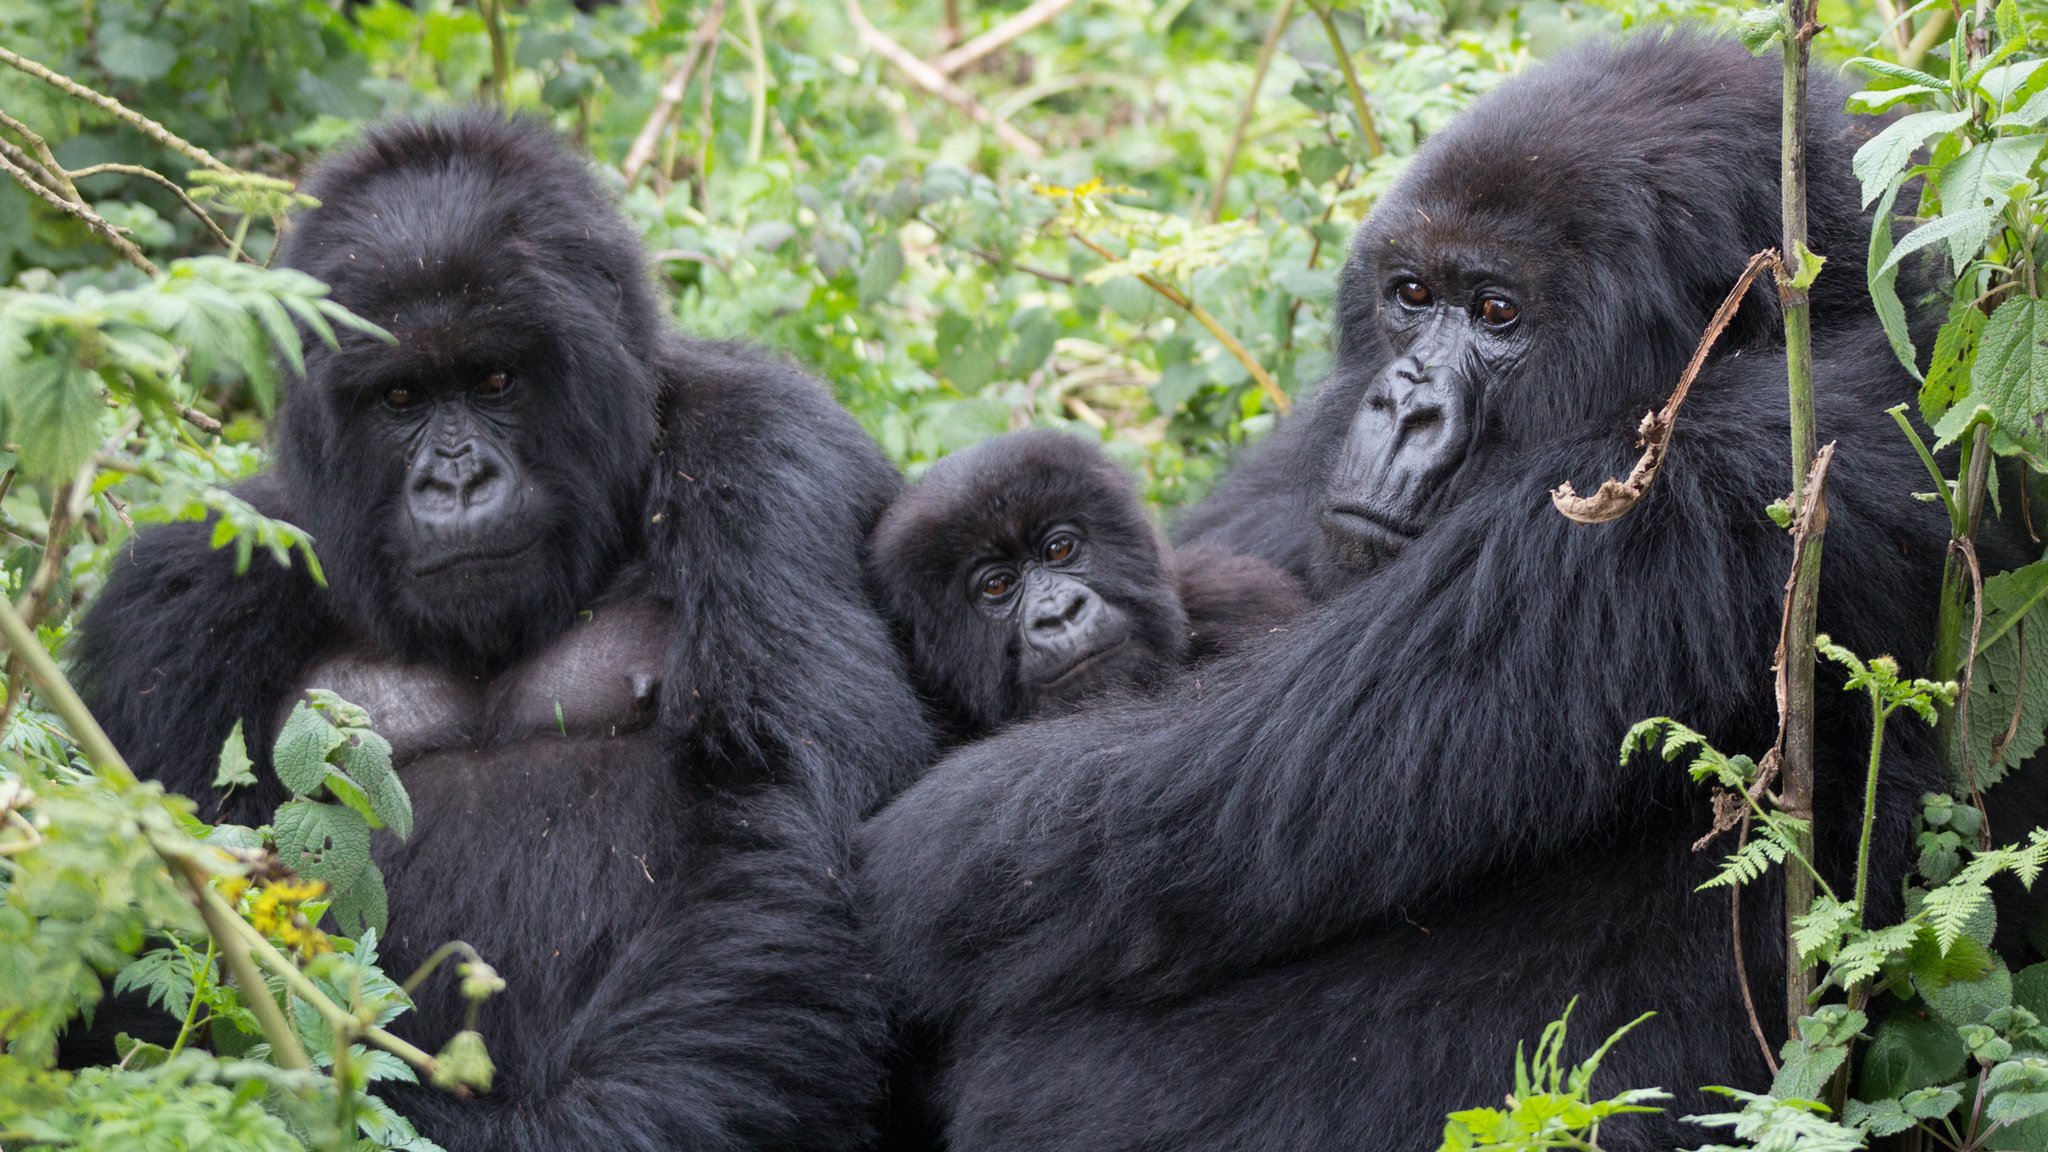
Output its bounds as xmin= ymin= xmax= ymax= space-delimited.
xmin=1021 ymin=577 xmax=1135 ymax=701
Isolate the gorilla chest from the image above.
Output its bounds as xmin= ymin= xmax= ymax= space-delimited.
xmin=287 ymin=595 xmax=687 ymax=986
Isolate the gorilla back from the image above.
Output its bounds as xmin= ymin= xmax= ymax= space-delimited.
xmin=859 ymin=34 xmax=1947 ymax=1151
xmin=77 ymin=113 xmax=930 ymax=1151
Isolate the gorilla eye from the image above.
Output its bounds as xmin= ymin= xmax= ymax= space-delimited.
xmin=1479 ymin=296 xmax=1520 ymax=326
xmin=384 ymin=386 xmax=418 ymax=410
xmin=1042 ymin=533 xmax=1078 ymax=564
xmin=979 ymin=571 xmax=1017 ymax=603
xmin=476 ymin=371 xmax=510 ymax=397
xmin=1394 ymin=280 xmax=1432 ymax=308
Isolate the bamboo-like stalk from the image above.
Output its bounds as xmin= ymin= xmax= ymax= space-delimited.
xmin=1776 ymin=0 xmax=1823 ymax=1038
xmin=1208 ymin=0 xmax=1296 ymax=223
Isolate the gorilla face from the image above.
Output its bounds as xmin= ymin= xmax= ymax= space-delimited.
xmin=274 ymin=114 xmax=664 ymax=671
xmin=1319 ymin=253 xmax=1534 ymax=570
xmin=868 ymin=430 xmax=1189 ymax=734
xmin=969 ymin=520 xmax=1146 ymax=708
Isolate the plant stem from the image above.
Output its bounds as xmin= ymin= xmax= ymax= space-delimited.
xmin=738 ymin=0 xmax=769 ymax=164
xmin=1309 ymin=4 xmax=1383 ymax=159
xmin=479 ymin=0 xmax=510 ymax=104
xmin=179 ymin=857 xmax=312 ymax=1071
xmin=0 ymin=593 xmax=132 ymax=786
xmin=1853 ymin=695 xmax=1888 ymax=931
xmin=1208 ymin=0 xmax=1296 ymax=223
xmin=165 ymin=938 xmax=216 ymax=1059
xmin=1777 ymin=0 xmax=1823 ymax=1038
xmin=0 ymin=47 xmax=230 ymax=172
xmin=1068 ymin=231 xmax=1291 ymax=413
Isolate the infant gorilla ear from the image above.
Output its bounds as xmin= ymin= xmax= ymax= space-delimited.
xmin=866 ymin=430 xmax=1305 ymax=742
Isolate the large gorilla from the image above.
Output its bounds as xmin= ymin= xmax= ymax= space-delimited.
xmin=860 ymin=34 xmax=1951 ymax=1151
xmin=866 ymin=430 xmax=1304 ymax=741
xmin=76 ymin=113 xmax=930 ymax=1150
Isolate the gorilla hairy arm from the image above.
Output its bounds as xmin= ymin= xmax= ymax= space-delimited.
xmin=860 ymin=372 xmax=1944 ymax=1021
xmin=647 ymin=337 xmax=932 ymax=818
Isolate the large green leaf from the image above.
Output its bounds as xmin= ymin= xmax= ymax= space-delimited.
xmin=271 ymin=799 xmax=370 ymax=894
xmin=1972 ymin=297 xmax=2048 ymax=459
xmin=1957 ymin=559 xmax=2048 ymax=791
xmin=1854 ymin=109 xmax=1970 ymax=206
xmin=272 ymin=700 xmax=346 ymax=797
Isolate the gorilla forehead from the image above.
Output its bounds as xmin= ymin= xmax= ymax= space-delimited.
xmin=283 ymin=110 xmax=659 ymax=368
xmin=877 ymin=431 xmax=1155 ymax=575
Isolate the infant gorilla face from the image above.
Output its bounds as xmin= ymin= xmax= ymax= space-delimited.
xmin=969 ymin=521 xmax=1147 ymax=709
xmin=868 ymin=430 xmax=1189 ymax=737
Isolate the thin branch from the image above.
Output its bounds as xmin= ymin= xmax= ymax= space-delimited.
xmin=1550 ymin=248 xmax=1778 ymax=522
xmin=845 ymin=0 xmax=1045 ymax=159
xmin=0 ymin=151 xmax=156 ymax=274
xmin=71 ymin=162 xmax=237 ymax=252
xmin=0 ymin=108 xmax=71 ymax=198
xmin=1308 ymin=4 xmax=1383 ymax=159
xmin=1068 ymin=231 xmax=1290 ymax=413
xmin=737 ymin=0 xmax=770 ymax=165
xmin=0 ymin=134 xmax=60 ymax=196
xmin=1209 ymin=0 xmax=1295 ymax=223
xmin=931 ymin=0 xmax=1077 ymax=77
xmin=177 ymin=857 xmax=312 ymax=1071
xmin=0 ymin=47 xmax=229 ymax=172
xmin=478 ymin=0 xmax=510 ymax=104
xmin=620 ymin=0 xmax=728 ymax=185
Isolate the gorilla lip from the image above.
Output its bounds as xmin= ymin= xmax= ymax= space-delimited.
xmin=1043 ymin=637 xmax=1133 ymax=689
xmin=409 ymin=538 xmax=540 ymax=577
xmin=1322 ymin=505 xmax=1421 ymax=542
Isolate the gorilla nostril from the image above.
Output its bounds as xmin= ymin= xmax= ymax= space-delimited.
xmin=1403 ymin=408 xmax=1444 ymax=433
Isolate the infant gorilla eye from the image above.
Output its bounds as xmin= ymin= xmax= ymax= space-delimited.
xmin=979 ymin=571 xmax=1017 ymax=603
xmin=477 ymin=371 xmax=510 ymax=396
xmin=1042 ymin=533 xmax=1078 ymax=564
xmin=384 ymin=386 xmax=418 ymax=411
xmin=1394 ymin=280 xmax=1432 ymax=308
xmin=1479 ymin=296 xmax=1520 ymax=326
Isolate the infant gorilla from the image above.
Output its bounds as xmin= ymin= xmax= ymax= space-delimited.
xmin=866 ymin=430 xmax=1305 ymax=741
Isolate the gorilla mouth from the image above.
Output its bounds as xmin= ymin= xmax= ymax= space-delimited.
xmin=1323 ymin=505 xmax=1422 ymax=543
xmin=410 ymin=539 xmax=540 ymax=578
xmin=1043 ymin=638 xmax=1133 ymax=691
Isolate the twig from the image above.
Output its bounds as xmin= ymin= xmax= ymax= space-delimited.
xmin=0 ymin=151 xmax=157 ymax=274
xmin=181 ymin=405 xmax=224 ymax=434
xmin=737 ymin=0 xmax=769 ymax=164
xmin=1951 ymin=535 xmax=1994 ymax=849
xmin=177 ymin=857 xmax=312 ymax=1071
xmin=1068 ymin=230 xmax=1290 ymax=413
xmin=931 ymin=0 xmax=1078 ymax=77
xmin=621 ymin=0 xmax=728 ymax=185
xmin=1308 ymin=3 xmax=1383 ymax=159
xmin=0 ymin=47 xmax=229 ymax=173
xmin=0 ymin=109 xmax=70 ymax=197
xmin=1550 ymin=249 xmax=1778 ymax=522
xmin=1730 ymin=824 xmax=1780 ymax=1076
xmin=1208 ymin=0 xmax=1295 ymax=223
xmin=845 ymin=0 xmax=1045 ymax=159
xmin=478 ymin=0 xmax=510 ymax=104
xmin=0 ymin=134 xmax=60 ymax=195
xmin=71 ymin=162 xmax=238 ymax=252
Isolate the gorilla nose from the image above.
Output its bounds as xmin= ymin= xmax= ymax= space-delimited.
xmin=409 ymin=443 xmax=514 ymax=526
xmin=1029 ymin=585 xmax=1100 ymax=638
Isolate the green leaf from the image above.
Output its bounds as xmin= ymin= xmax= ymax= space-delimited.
xmin=271 ymin=799 xmax=371 ymax=892
xmin=1096 ymin=276 xmax=1160 ymax=324
xmin=96 ymin=28 xmax=178 ymax=82
xmin=1853 ymin=108 xmax=1970 ymax=206
xmin=1936 ymin=138 xmax=2046 ymax=249
xmin=934 ymin=311 xmax=1003 ymax=391
xmin=213 ymin=721 xmax=257 ymax=790
xmin=1275 ymin=267 xmax=1338 ymax=303
xmin=337 ymin=730 xmax=410 ymax=841
xmin=857 ymin=236 xmax=904 ymax=307
xmin=1880 ymin=205 xmax=2003 ymax=281
xmin=1859 ymin=1009 xmax=1969 ymax=1098
xmin=1922 ymin=955 xmax=2014 ymax=1028
xmin=271 ymin=700 xmax=345 ymax=797
xmin=1867 ymin=178 xmax=1922 ymax=381
xmin=1299 ymin=144 xmax=1346 ymax=186
xmin=1923 ymin=302 xmax=1987 ymax=423
xmin=1957 ymin=559 xmax=2048 ymax=786
xmin=10 ymin=359 xmax=103 ymax=481
xmin=1972 ymin=297 xmax=2048 ymax=459
xmin=1848 ymin=85 xmax=1944 ymax=114
xmin=326 ymin=860 xmax=388 ymax=937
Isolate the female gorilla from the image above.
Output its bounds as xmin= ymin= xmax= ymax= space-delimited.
xmin=861 ymin=34 xmax=1951 ymax=1151
xmin=77 ymin=113 xmax=930 ymax=1150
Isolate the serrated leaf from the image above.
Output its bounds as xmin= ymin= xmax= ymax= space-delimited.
xmin=336 ymin=730 xmax=410 ymax=840
xmin=1772 ymin=1044 xmax=1849 ymax=1102
xmin=271 ymin=799 xmax=370 ymax=892
xmin=327 ymin=860 xmax=388 ymax=936
xmin=1855 ymin=109 xmax=1970 ymax=206
xmin=857 ymin=236 xmax=904 ymax=307
xmin=1972 ymin=297 xmax=2048 ymax=460
xmin=214 ymin=720 xmax=257 ymax=790
xmin=11 ymin=359 xmax=103 ymax=481
xmin=1859 ymin=1010 xmax=1969 ymax=1098
xmin=1881 ymin=205 xmax=2003 ymax=281
xmin=1848 ymin=85 xmax=1944 ymax=114
xmin=1868 ymin=178 xmax=1922 ymax=381
xmin=272 ymin=701 xmax=345 ymax=796
xmin=1924 ymin=302 xmax=1987 ymax=423
xmin=1936 ymin=140 xmax=2046 ymax=261
xmin=1922 ymin=955 xmax=2014 ymax=1028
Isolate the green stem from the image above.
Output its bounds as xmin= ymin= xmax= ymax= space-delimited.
xmin=165 ymin=938 xmax=216 ymax=1058
xmin=1888 ymin=404 xmax=1963 ymax=529
xmin=1207 ymin=0 xmax=1296 ymax=222
xmin=738 ymin=0 xmax=769 ymax=164
xmin=0 ymin=588 xmax=132 ymax=786
xmin=1309 ymin=4 xmax=1382 ymax=159
xmin=1853 ymin=695 xmax=1888 ymax=928
xmin=479 ymin=0 xmax=510 ymax=104
xmin=177 ymin=857 xmax=311 ymax=1071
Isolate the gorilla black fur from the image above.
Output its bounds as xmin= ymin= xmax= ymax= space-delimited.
xmin=860 ymin=35 xmax=1956 ymax=1150
xmin=866 ymin=430 xmax=1303 ymax=740
xmin=75 ymin=112 xmax=931 ymax=1151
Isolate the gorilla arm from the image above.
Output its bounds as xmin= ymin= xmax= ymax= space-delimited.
xmin=647 ymin=337 xmax=934 ymax=818
xmin=860 ymin=374 xmax=1943 ymax=1023
xmin=72 ymin=476 xmax=330 ymax=825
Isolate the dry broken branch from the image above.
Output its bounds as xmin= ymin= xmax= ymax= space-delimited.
xmin=621 ymin=0 xmax=728 ymax=185
xmin=845 ymin=0 xmax=1046 ymax=159
xmin=1550 ymin=248 xmax=1779 ymax=523
xmin=931 ymin=0 xmax=1078 ymax=77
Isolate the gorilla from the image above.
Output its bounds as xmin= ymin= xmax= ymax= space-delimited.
xmin=75 ymin=113 xmax=931 ymax=1150
xmin=865 ymin=429 xmax=1305 ymax=741
xmin=859 ymin=34 xmax=1954 ymax=1151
